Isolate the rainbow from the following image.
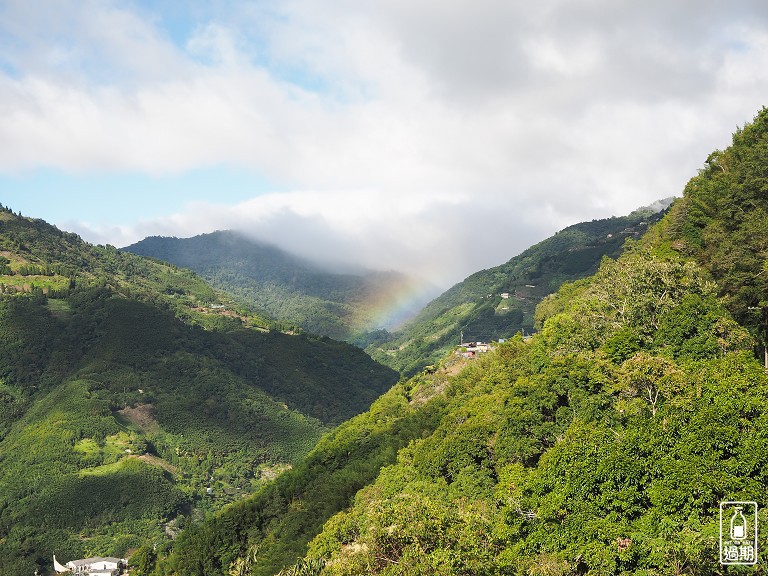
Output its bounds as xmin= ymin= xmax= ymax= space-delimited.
xmin=355 ymin=276 xmax=439 ymax=333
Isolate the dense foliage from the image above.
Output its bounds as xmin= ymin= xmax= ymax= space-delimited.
xmin=367 ymin=202 xmax=671 ymax=376
xmin=153 ymin=366 xmax=451 ymax=575
xmin=0 ymin=208 xmax=397 ymax=574
xmin=124 ymin=231 xmax=428 ymax=341
xmin=291 ymin=239 xmax=764 ymax=574
xmin=656 ymin=108 xmax=768 ymax=355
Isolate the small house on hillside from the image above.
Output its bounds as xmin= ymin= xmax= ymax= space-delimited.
xmin=456 ymin=341 xmax=493 ymax=358
xmin=466 ymin=342 xmax=491 ymax=353
xmin=54 ymin=555 xmax=127 ymax=575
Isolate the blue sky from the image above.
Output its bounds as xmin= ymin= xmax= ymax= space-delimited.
xmin=1 ymin=167 xmax=277 ymax=229
xmin=2 ymin=0 xmax=768 ymax=286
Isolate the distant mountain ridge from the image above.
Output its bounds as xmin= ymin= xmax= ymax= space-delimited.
xmin=369 ymin=199 xmax=674 ymax=375
xmin=123 ymin=231 xmax=430 ymax=341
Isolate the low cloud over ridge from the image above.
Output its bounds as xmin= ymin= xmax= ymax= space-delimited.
xmin=4 ymin=0 xmax=768 ymax=286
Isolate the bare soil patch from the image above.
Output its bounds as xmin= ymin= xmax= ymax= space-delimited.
xmin=117 ymin=403 xmax=160 ymax=433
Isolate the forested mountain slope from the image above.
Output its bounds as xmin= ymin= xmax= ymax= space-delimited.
xmin=124 ymin=231 xmax=428 ymax=341
xmin=155 ymin=108 xmax=768 ymax=575
xmin=0 ymin=207 xmax=397 ymax=575
xmin=368 ymin=201 xmax=671 ymax=376
xmin=654 ymin=111 xmax=768 ymax=359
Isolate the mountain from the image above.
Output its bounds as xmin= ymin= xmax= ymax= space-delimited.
xmin=368 ymin=201 xmax=672 ymax=376
xmin=123 ymin=231 xmax=431 ymax=342
xmin=0 ymin=208 xmax=398 ymax=575
xmin=155 ymin=107 xmax=768 ymax=575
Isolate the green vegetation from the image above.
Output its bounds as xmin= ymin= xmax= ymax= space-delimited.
xmin=0 ymin=207 xmax=397 ymax=574
xmin=0 ymin=208 xmax=277 ymax=330
xmin=653 ymin=110 xmax=768 ymax=359
xmin=301 ymin=245 xmax=762 ymax=575
xmin=159 ymin=108 xmax=768 ymax=575
xmin=123 ymin=231 xmax=427 ymax=341
xmin=368 ymin=202 xmax=671 ymax=376
xmin=152 ymin=359 xmax=453 ymax=576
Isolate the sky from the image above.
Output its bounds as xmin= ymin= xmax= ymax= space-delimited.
xmin=1 ymin=0 xmax=768 ymax=289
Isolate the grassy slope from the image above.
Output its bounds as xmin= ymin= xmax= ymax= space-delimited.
xmin=0 ymin=208 xmax=398 ymax=574
xmin=368 ymin=204 xmax=670 ymax=376
xmin=0 ymin=209 xmax=271 ymax=331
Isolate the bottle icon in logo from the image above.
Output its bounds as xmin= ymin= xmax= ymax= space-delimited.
xmin=720 ymin=501 xmax=758 ymax=565
xmin=730 ymin=506 xmax=747 ymax=541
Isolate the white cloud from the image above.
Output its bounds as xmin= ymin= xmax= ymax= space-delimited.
xmin=523 ymin=34 xmax=602 ymax=77
xmin=71 ymin=190 xmax=481 ymax=287
xmin=4 ymin=0 xmax=768 ymax=286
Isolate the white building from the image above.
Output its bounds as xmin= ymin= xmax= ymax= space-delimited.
xmin=54 ymin=555 xmax=126 ymax=575
xmin=456 ymin=341 xmax=493 ymax=358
